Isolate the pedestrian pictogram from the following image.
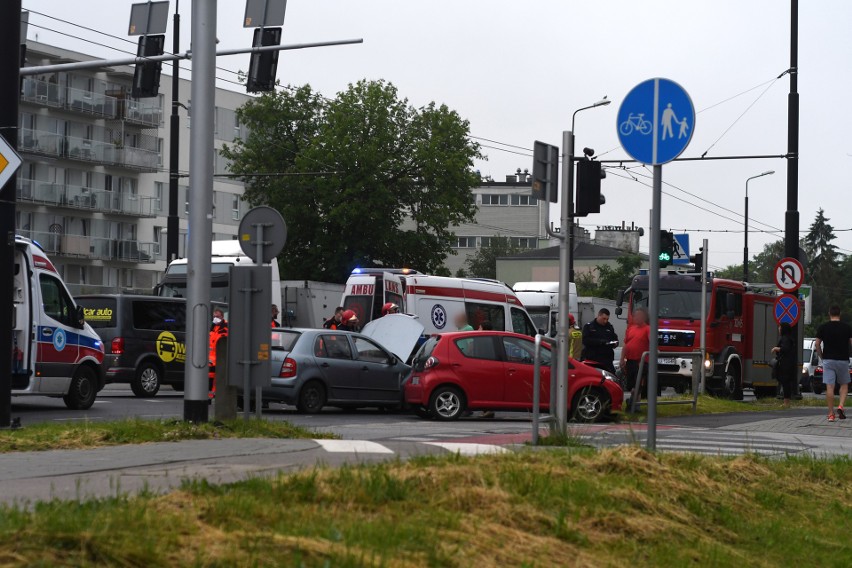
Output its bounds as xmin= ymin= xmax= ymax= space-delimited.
xmin=617 ymin=78 xmax=695 ymax=166
xmin=773 ymin=257 xmax=804 ymax=293
xmin=774 ymin=294 xmax=801 ymax=326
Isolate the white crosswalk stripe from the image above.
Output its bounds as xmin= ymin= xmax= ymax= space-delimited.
xmin=314 ymin=440 xmax=394 ymax=454
xmin=424 ymin=442 xmax=510 ymax=456
xmin=646 ymin=435 xmax=809 ymax=456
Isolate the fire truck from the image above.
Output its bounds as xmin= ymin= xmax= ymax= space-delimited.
xmin=616 ymin=272 xmax=791 ymax=399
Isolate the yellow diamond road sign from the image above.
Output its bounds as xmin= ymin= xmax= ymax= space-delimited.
xmin=0 ymin=135 xmax=22 ymax=191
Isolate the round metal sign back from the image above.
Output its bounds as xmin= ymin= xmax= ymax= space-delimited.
xmin=238 ymin=206 xmax=287 ymax=263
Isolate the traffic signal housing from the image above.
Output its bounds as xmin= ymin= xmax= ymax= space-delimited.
xmin=531 ymin=141 xmax=559 ymax=203
xmin=132 ymin=34 xmax=165 ymax=98
xmin=575 ymin=160 xmax=605 ymax=216
xmin=247 ymin=27 xmax=282 ymax=93
xmin=690 ymin=247 xmax=704 ymax=271
xmin=659 ymin=230 xmax=675 ymax=267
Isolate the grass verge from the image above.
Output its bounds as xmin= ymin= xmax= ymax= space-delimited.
xmin=1 ymin=447 xmax=850 ymax=566
xmin=0 ymin=418 xmax=332 ymax=453
xmin=623 ymin=393 xmax=824 ymax=421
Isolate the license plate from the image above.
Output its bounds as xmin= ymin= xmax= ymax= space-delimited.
xmin=658 ymin=357 xmax=677 ymax=366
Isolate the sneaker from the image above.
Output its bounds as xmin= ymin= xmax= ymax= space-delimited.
xmin=829 ymin=413 xmax=836 ymax=422
xmin=838 ymin=407 xmax=847 ymax=420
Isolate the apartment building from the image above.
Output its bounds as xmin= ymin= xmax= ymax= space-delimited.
xmin=17 ymin=41 xmax=251 ymax=295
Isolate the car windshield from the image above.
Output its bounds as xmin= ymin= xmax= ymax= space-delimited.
xmin=271 ymin=330 xmax=301 ymax=352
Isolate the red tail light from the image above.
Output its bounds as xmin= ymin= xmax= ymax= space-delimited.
xmin=111 ymin=337 xmax=124 ymax=355
xmin=424 ymin=356 xmax=439 ymax=370
xmin=279 ymin=357 xmax=297 ymax=378
xmin=816 ymin=366 xmax=823 ymax=374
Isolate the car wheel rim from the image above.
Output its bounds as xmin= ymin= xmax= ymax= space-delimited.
xmin=577 ymin=394 xmax=602 ymax=420
xmin=141 ymin=368 xmax=159 ymax=392
xmin=76 ymin=377 xmax=93 ymax=399
xmin=435 ymin=392 xmax=460 ymax=417
xmin=305 ymin=389 xmax=320 ymax=408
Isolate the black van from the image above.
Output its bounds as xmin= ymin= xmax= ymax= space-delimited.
xmin=76 ymin=295 xmax=189 ymax=397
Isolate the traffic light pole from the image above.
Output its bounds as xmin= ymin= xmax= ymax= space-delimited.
xmin=646 ymin=165 xmax=663 ymax=451
xmin=166 ymin=1 xmax=180 ymax=263
xmin=0 ymin=0 xmax=22 ymax=429
xmin=554 ymin=129 xmax=574 ymax=435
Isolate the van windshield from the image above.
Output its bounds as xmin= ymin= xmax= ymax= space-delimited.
xmin=526 ymin=307 xmax=550 ymax=335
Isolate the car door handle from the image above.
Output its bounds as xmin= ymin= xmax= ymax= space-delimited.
xmin=361 ymin=366 xmax=370 ymax=371
xmin=42 ymin=328 xmax=53 ymax=337
xmin=320 ymin=362 xmax=330 ymax=368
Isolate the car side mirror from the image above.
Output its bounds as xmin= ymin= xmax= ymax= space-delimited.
xmin=75 ymin=305 xmax=85 ymax=328
xmin=615 ymin=306 xmax=623 ymax=316
xmin=616 ymin=289 xmax=625 ymax=306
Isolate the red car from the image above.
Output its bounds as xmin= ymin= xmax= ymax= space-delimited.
xmin=404 ymin=331 xmax=623 ymax=422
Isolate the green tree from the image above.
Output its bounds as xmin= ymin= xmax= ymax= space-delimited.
xmin=464 ymin=237 xmax=520 ymax=279
xmin=585 ymin=254 xmax=642 ymax=300
xmin=803 ymin=209 xmax=843 ymax=328
xmin=220 ymin=80 xmax=481 ymax=282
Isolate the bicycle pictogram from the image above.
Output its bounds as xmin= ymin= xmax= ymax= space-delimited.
xmin=619 ymin=113 xmax=653 ymax=136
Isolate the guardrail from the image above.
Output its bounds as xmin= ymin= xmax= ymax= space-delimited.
xmin=531 ymin=334 xmax=557 ymax=445
xmin=628 ymin=350 xmax=701 ymax=413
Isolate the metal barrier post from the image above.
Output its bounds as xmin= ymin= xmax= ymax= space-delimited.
xmin=532 ymin=334 xmax=556 ymax=445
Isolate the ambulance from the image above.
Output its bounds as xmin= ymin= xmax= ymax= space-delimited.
xmin=12 ymin=236 xmax=105 ymax=409
xmin=341 ymin=269 xmax=538 ymax=336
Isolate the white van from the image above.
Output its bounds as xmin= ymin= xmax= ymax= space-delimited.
xmin=13 ymin=236 xmax=105 ymax=409
xmin=156 ymin=240 xmax=282 ymax=313
xmin=341 ymin=269 xmax=538 ymax=336
xmin=512 ymin=281 xmax=578 ymax=337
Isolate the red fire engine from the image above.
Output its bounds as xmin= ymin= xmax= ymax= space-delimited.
xmin=616 ymin=272 xmax=792 ymax=398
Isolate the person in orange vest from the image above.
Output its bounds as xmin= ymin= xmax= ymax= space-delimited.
xmin=271 ymin=304 xmax=280 ymax=328
xmin=208 ymin=308 xmax=228 ymax=400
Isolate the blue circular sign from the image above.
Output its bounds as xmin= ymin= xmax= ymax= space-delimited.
xmin=617 ymin=78 xmax=695 ymax=165
xmin=774 ymin=294 xmax=800 ymax=326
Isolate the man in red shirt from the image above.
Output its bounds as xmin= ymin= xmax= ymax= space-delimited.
xmin=620 ymin=307 xmax=650 ymax=403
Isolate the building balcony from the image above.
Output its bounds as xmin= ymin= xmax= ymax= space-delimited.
xmin=17 ymin=178 xmax=156 ymax=218
xmin=18 ymin=129 xmax=160 ymax=172
xmin=21 ymin=78 xmax=162 ymax=127
xmin=16 ymin=229 xmax=157 ymax=264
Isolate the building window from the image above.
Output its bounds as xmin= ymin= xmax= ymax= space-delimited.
xmin=157 ymin=138 xmax=164 ymax=166
xmin=153 ymin=226 xmax=163 ymax=255
xmin=234 ymin=113 xmax=241 ymax=139
xmin=155 ymin=182 xmax=164 ymax=211
xmin=231 ymin=194 xmax=240 ymax=220
xmin=481 ymin=194 xmax=509 ymax=206
xmin=453 ymin=237 xmax=476 ymax=249
xmin=510 ymin=194 xmax=537 ymax=206
xmin=510 ymin=237 xmax=537 ymax=249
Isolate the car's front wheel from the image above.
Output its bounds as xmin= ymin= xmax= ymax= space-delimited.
xmin=296 ymin=381 xmax=326 ymax=414
xmin=429 ymin=386 xmax=465 ymax=421
xmin=63 ymin=366 xmax=98 ymax=410
xmin=571 ymin=387 xmax=610 ymax=423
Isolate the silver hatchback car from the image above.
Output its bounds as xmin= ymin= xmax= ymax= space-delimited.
xmin=262 ymin=328 xmax=412 ymax=413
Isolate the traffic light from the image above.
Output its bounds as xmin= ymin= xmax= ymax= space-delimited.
xmin=132 ymin=34 xmax=165 ymax=98
xmin=575 ymin=160 xmax=604 ymax=216
xmin=690 ymin=247 xmax=704 ymax=271
xmin=531 ymin=141 xmax=559 ymax=203
xmin=247 ymin=27 xmax=282 ymax=93
xmin=659 ymin=230 xmax=675 ymax=267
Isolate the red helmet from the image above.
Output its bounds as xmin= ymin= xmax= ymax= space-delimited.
xmin=381 ymin=302 xmax=399 ymax=316
xmin=568 ymin=313 xmax=576 ymax=326
xmin=341 ymin=309 xmax=358 ymax=323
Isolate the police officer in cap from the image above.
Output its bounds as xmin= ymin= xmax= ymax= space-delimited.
xmin=581 ymin=308 xmax=619 ymax=373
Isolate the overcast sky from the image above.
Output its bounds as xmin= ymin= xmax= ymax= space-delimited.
xmin=22 ymin=1 xmax=852 ymax=273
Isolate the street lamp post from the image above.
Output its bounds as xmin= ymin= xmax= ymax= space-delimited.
xmin=743 ymin=170 xmax=775 ymax=282
xmin=554 ymin=98 xmax=610 ymax=434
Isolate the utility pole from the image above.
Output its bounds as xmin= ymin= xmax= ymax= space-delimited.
xmin=183 ymin=0 xmax=218 ymax=423
xmin=0 ymin=0 xmax=22 ymax=428
xmin=167 ymin=0 xmax=180 ymax=263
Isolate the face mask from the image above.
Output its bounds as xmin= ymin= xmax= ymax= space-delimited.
xmin=213 ymin=317 xmax=222 ymax=325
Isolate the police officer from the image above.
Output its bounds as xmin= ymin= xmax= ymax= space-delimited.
xmin=581 ymin=308 xmax=619 ymax=373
